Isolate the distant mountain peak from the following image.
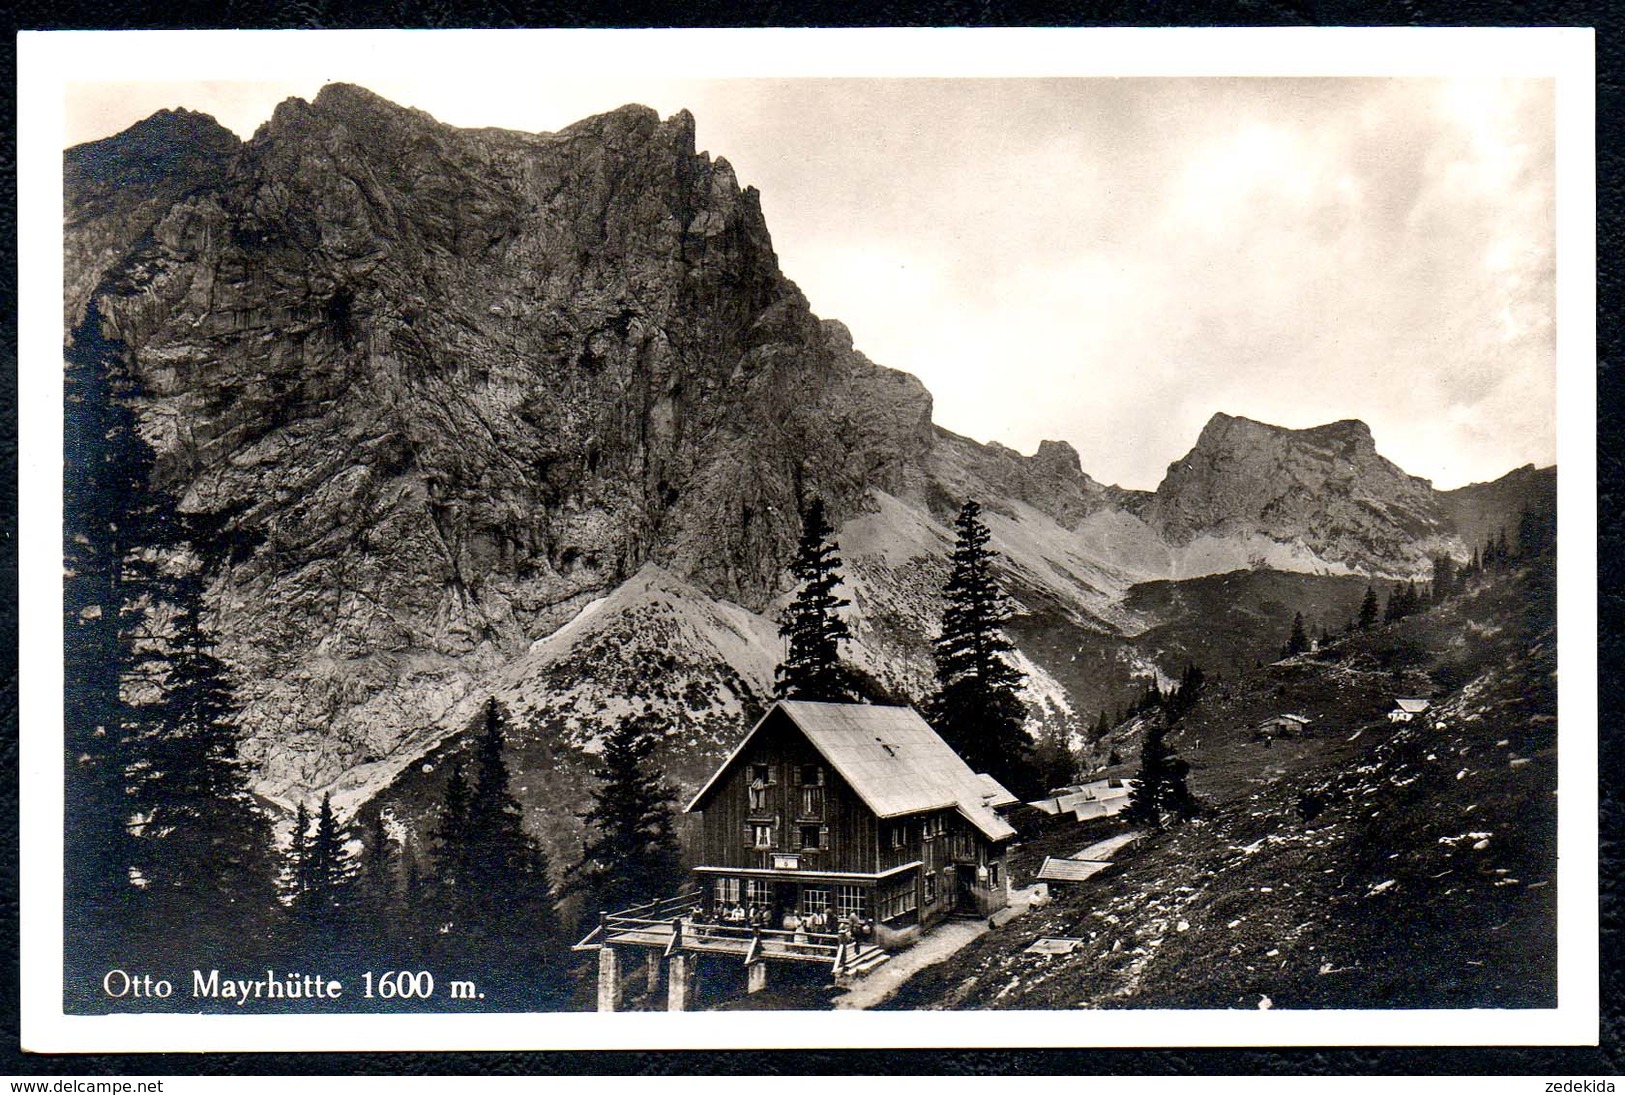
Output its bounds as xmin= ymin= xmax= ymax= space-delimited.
xmin=1147 ymin=411 xmax=1451 ymax=568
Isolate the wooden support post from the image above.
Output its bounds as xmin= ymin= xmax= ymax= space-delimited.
xmin=597 ymin=945 xmax=622 ymax=1013
xmin=667 ymin=953 xmax=692 ymax=1012
xmin=746 ymin=960 xmax=769 ymax=995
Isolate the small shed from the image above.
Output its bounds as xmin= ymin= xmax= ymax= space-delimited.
xmin=1035 ymin=857 xmax=1113 ymax=893
xmin=1252 ymin=713 xmax=1312 ymax=740
xmin=1388 ymin=698 xmax=1431 ymax=723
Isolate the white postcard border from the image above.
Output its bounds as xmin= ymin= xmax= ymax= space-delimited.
xmin=17 ymin=26 xmax=1599 ymax=1053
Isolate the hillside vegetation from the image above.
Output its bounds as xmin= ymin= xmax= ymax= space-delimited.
xmin=888 ymin=558 xmax=1557 ymax=1010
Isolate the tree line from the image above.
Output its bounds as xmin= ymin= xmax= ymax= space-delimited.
xmin=63 ymin=317 xmax=684 ymax=1010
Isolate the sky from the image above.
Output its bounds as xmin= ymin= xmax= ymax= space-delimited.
xmin=65 ymin=75 xmax=1557 ymax=491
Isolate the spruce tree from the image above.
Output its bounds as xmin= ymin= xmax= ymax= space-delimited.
xmin=65 ymin=302 xmax=277 ymax=971
xmin=456 ymin=698 xmax=561 ymax=1005
xmin=569 ymin=709 xmax=686 ymax=915
xmin=125 ymin=557 xmax=278 ymax=958
xmin=1122 ymin=719 xmax=1198 ymax=830
xmin=63 ymin=304 xmax=168 ymax=975
xmin=774 ymin=498 xmax=857 ymax=702
xmin=926 ymin=500 xmax=1037 ymax=798
xmin=1285 ymin=612 xmax=1310 ymax=656
xmin=1032 ymin=720 xmax=1077 ymax=795
xmin=304 ymin=792 xmax=357 ymax=937
xmin=1358 ymin=586 xmax=1380 ymax=631
xmin=283 ymin=801 xmax=312 ymax=911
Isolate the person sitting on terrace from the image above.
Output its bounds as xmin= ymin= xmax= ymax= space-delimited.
xmin=727 ymin=903 xmax=747 ymax=924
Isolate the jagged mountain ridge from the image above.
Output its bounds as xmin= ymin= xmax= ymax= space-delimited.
xmin=64 ymin=85 xmax=1548 ymax=809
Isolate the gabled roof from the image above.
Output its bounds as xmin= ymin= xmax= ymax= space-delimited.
xmin=1393 ymin=698 xmax=1431 ymax=713
xmin=1256 ymin=712 xmax=1311 ymax=726
xmin=975 ymin=772 xmax=1020 ymax=810
xmin=686 ymin=701 xmax=1017 ymax=843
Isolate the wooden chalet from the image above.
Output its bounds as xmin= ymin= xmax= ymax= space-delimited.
xmin=686 ymin=701 xmax=1018 ymax=948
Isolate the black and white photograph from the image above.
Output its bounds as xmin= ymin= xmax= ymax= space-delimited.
xmin=17 ymin=27 xmax=1597 ymax=1053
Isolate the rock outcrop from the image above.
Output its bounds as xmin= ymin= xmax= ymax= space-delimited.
xmin=64 ymin=86 xmax=1544 ymax=808
xmin=67 ymin=85 xmax=932 ymax=795
xmin=1142 ymin=413 xmax=1458 ymax=574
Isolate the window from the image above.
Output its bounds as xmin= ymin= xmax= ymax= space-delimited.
xmin=750 ymin=763 xmax=770 ymax=783
xmin=889 ymin=822 xmax=908 ymax=850
xmin=714 ymin=877 xmax=741 ymax=905
xmin=799 ymin=786 xmax=824 ymax=819
xmin=752 ymin=823 xmax=774 ymax=850
xmin=922 ymin=815 xmax=945 ymax=839
xmin=878 ymin=878 xmax=919 ymax=922
xmin=748 ymin=781 xmax=769 ymax=813
xmin=988 ymin=863 xmax=1001 ymax=889
xmin=924 ymin=873 xmax=937 ymax=905
xmin=746 ymin=879 xmax=773 ymax=907
xmin=799 ymin=764 xmax=823 ymax=786
xmin=836 ymin=885 xmax=869 ymax=920
xmin=800 ymin=886 xmax=829 ymax=917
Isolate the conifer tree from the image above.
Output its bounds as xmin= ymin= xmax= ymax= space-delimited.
xmin=63 ymin=303 xmax=148 ymax=971
xmin=65 ymin=302 xmax=278 ymax=968
xmin=1284 ymin=612 xmax=1310 ymax=657
xmin=304 ymin=792 xmax=357 ymax=935
xmin=125 ymin=557 xmax=279 ymax=956
xmin=1032 ymin=720 xmax=1077 ymax=795
xmin=569 ymin=709 xmax=686 ymax=915
xmin=283 ymin=801 xmax=312 ymax=910
xmin=1358 ymin=585 xmax=1381 ymax=631
xmin=926 ymin=500 xmax=1037 ymax=798
xmin=774 ymin=498 xmax=857 ymax=702
xmin=1431 ymin=555 xmax=1458 ymax=604
xmin=453 ymin=698 xmax=561 ymax=1004
xmin=1122 ymin=719 xmax=1198 ymax=830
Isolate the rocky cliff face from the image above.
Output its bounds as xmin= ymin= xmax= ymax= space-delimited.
xmin=65 ymin=87 xmax=1539 ymax=809
xmin=67 ymin=85 xmax=935 ymax=796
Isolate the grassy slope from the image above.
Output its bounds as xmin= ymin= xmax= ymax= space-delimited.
xmin=887 ymin=561 xmax=1556 ymax=1010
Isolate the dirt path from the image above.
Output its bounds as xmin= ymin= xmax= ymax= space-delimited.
xmin=830 ymin=885 xmax=1047 ymax=1010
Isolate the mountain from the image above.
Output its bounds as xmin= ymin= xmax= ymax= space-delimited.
xmin=886 ymin=560 xmax=1558 ymax=1010
xmin=63 ymin=86 xmax=1551 ymax=817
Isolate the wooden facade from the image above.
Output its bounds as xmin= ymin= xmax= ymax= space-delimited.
xmin=687 ymin=702 xmax=1015 ymax=947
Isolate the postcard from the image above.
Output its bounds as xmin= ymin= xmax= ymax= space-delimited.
xmin=17 ymin=26 xmax=1598 ymax=1053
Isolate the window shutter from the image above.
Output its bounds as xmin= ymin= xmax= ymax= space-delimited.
xmin=742 ymin=824 xmax=753 ymax=848
xmin=767 ymin=764 xmax=779 ymax=785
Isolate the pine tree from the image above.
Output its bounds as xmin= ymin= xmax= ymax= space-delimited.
xmin=63 ymin=304 xmax=165 ymax=972
xmin=1032 ymin=720 xmax=1077 ymax=795
xmin=926 ymin=500 xmax=1037 ymax=799
xmin=283 ymin=801 xmax=312 ymax=910
xmin=774 ymin=498 xmax=857 ymax=703
xmin=65 ymin=302 xmax=277 ymax=970
xmin=454 ymin=698 xmax=561 ymax=1004
xmin=1285 ymin=612 xmax=1310 ymax=656
xmin=1122 ymin=719 xmax=1198 ymax=831
xmin=569 ymin=709 xmax=686 ymax=915
xmin=1431 ymin=555 xmax=1457 ymax=604
xmin=126 ymin=558 xmax=279 ymax=957
xmin=432 ymin=760 xmax=472 ymax=901
xmin=1358 ymin=585 xmax=1380 ymax=630
xmin=304 ymin=792 xmax=357 ymax=934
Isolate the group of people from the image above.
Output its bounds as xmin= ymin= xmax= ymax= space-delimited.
xmin=688 ymin=901 xmax=875 ymax=943
xmin=695 ymin=902 xmax=778 ymax=929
